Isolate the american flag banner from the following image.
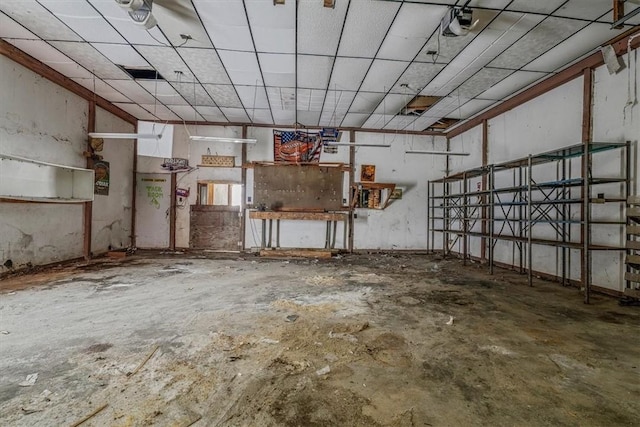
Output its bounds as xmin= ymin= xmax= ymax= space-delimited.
xmin=273 ymin=130 xmax=323 ymax=163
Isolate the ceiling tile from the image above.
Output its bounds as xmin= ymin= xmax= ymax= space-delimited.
xmin=0 ymin=13 xmax=38 ymax=39
xmin=106 ymin=79 xmax=157 ymax=104
xmin=195 ymin=106 xmax=225 ymax=122
xmin=322 ymin=90 xmax=357 ymax=115
xmin=455 ymin=68 xmax=514 ymax=99
xmin=7 ymin=39 xmax=93 ymax=79
xmin=203 ymin=84 xmax=243 ymax=108
xmin=139 ymin=103 xmax=180 ymax=121
xmin=383 ymin=115 xmax=415 ymax=130
xmin=235 ymin=85 xmax=270 ymax=110
xmin=135 ymin=45 xmax=193 ymax=82
xmin=296 ymin=110 xmax=321 ymax=126
xmin=297 ymin=55 xmax=334 ymax=90
xmin=272 ymin=109 xmax=296 ymax=124
xmin=267 ymin=87 xmax=296 ymax=111
xmin=554 ymin=0 xmax=613 ymax=21
xmin=174 ymin=83 xmax=217 ymax=107
xmin=178 ymin=47 xmax=231 ymax=85
xmin=359 ymin=59 xmax=407 ymax=92
xmin=362 ymin=114 xmax=394 ymax=129
xmin=91 ymin=43 xmax=149 ymax=68
xmin=193 ymin=0 xmax=253 ymax=51
xmin=151 ymin=3 xmax=211 ymax=48
xmin=377 ymin=3 xmax=446 ymax=61
xmin=391 ymin=62 xmax=445 ymax=94
xmin=246 ymin=109 xmax=273 ymax=124
xmin=297 ymin=89 xmax=326 ymax=112
xmin=218 ymin=50 xmax=263 ymax=86
xmin=114 ymin=103 xmax=158 ymax=121
xmin=447 ymin=99 xmax=496 ymax=119
xmin=258 ymin=53 xmax=295 ymax=87
xmin=49 ymin=41 xmax=129 ymax=80
xmin=167 ymin=105 xmax=203 ymax=121
xmin=523 ymin=23 xmax=629 ymax=73
xmin=138 ymin=80 xmax=187 ymax=105
xmin=349 ymin=92 xmax=386 ymax=114
xmin=337 ymin=0 xmax=401 ymax=58
xmin=221 ymin=107 xmax=250 ymax=122
xmin=297 ymin=0 xmax=349 ymax=56
xmin=245 ymin=0 xmax=294 ymax=54
xmin=374 ymin=94 xmax=409 ymax=115
xmin=489 ymin=17 xmax=587 ymax=70
xmin=478 ymin=70 xmax=547 ymax=100
xmin=507 ymin=0 xmax=565 ymax=14
xmin=39 ymin=0 xmax=125 ymax=43
xmin=341 ymin=113 xmax=370 ymax=128
xmin=328 ymin=57 xmax=372 ymax=92
xmin=72 ymin=77 xmax=130 ymax=103
xmin=0 ymin=0 xmax=81 ymax=41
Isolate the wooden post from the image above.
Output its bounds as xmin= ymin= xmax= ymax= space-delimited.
xmin=481 ymin=119 xmax=488 ymax=262
xmin=613 ymin=0 xmax=625 ymax=29
xmin=169 ymin=172 xmax=177 ymax=251
xmin=241 ymin=125 xmax=248 ymax=251
xmin=348 ymin=130 xmax=356 ymax=252
xmin=83 ymin=100 xmax=95 ymax=260
xmin=131 ymin=122 xmax=138 ymax=248
xmin=581 ymin=67 xmax=593 ymax=303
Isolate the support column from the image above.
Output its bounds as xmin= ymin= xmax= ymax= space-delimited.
xmin=241 ymin=125 xmax=248 ymax=251
xmin=131 ymin=122 xmax=138 ymax=248
xmin=348 ymin=130 xmax=356 ymax=252
xmin=481 ymin=119 xmax=488 ymax=262
xmin=169 ymin=172 xmax=177 ymax=251
xmin=83 ymin=101 xmax=95 ymax=260
xmin=581 ymin=67 xmax=593 ymax=303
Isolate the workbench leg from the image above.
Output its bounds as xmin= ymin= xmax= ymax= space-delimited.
xmin=331 ymin=220 xmax=337 ymax=249
xmin=261 ymin=219 xmax=266 ymax=249
xmin=276 ymin=219 xmax=280 ymax=248
xmin=268 ymin=219 xmax=273 ymax=248
xmin=325 ymin=221 xmax=331 ymax=249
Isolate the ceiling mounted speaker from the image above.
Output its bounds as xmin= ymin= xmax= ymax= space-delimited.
xmin=115 ymin=0 xmax=145 ymax=11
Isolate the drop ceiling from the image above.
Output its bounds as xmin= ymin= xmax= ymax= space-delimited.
xmin=0 ymin=0 xmax=638 ymax=132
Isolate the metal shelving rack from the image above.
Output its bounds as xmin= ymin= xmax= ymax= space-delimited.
xmin=428 ymin=142 xmax=631 ymax=302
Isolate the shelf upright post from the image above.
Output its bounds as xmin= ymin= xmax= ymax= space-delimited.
xmin=582 ymin=143 xmax=591 ymax=303
xmin=430 ymin=181 xmax=436 ymax=254
xmin=444 ymin=177 xmax=450 ymax=255
xmin=427 ymin=180 xmax=431 ymax=253
xmin=518 ymin=165 xmax=524 ymax=273
xmin=463 ymin=172 xmax=468 ymax=265
xmin=489 ymin=165 xmax=495 ymax=275
xmin=625 ymin=141 xmax=632 ymax=291
xmin=528 ymin=155 xmax=533 ymax=286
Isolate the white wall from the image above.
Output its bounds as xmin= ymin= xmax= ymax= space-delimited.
xmin=91 ymin=107 xmax=135 ymax=253
xmin=0 ymin=55 xmax=87 ymax=268
xmin=447 ymin=45 xmax=639 ymax=293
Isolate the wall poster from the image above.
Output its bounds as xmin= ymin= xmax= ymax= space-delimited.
xmin=94 ymin=160 xmax=110 ymax=196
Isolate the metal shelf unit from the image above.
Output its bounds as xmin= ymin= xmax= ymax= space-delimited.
xmin=428 ymin=142 xmax=631 ymax=302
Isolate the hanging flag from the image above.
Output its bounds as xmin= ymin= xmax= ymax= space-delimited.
xmin=273 ymin=130 xmax=323 ymax=163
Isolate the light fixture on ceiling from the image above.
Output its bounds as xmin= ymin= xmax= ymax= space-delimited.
xmin=88 ymin=132 xmax=162 ymax=140
xmin=325 ymin=142 xmax=391 ymax=148
xmin=116 ymin=0 xmax=157 ymax=29
xmin=405 ymin=150 xmax=470 ymax=156
xmin=441 ymin=1 xmax=477 ymax=37
xmin=324 ymin=0 xmax=336 ymax=8
xmin=273 ymin=0 xmax=285 ymax=4
xmin=189 ymin=136 xmax=257 ymax=144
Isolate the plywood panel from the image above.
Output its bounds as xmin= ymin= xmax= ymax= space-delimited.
xmin=253 ymin=164 xmax=343 ymax=210
xmin=190 ymin=206 xmax=240 ymax=250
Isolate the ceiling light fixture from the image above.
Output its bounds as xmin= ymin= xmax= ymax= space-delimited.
xmin=116 ymin=0 xmax=157 ymax=29
xmin=189 ymin=136 xmax=257 ymax=144
xmin=88 ymin=132 xmax=162 ymax=140
xmin=405 ymin=150 xmax=470 ymax=156
xmin=326 ymin=142 xmax=391 ymax=148
xmin=441 ymin=0 xmax=477 ymax=37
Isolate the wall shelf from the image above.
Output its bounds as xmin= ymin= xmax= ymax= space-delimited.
xmin=351 ymin=182 xmax=395 ymax=209
xmin=0 ymin=154 xmax=94 ymax=202
xmin=428 ymin=141 xmax=631 ymax=301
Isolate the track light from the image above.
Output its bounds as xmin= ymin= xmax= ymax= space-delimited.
xmin=88 ymin=132 xmax=162 ymax=140
xmin=189 ymin=136 xmax=257 ymax=144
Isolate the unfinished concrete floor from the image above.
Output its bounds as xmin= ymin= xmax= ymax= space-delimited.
xmin=0 ymin=252 xmax=638 ymax=426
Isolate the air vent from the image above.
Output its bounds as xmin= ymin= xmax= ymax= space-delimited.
xmin=120 ymin=66 xmax=164 ymax=80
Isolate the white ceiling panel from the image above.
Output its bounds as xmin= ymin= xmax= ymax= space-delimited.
xmin=319 ymin=112 xmax=346 ymax=127
xmin=455 ymin=68 xmax=514 ymax=99
xmin=489 ymin=17 xmax=587 ymax=70
xmin=350 ymin=92 xmax=386 ymax=114
xmin=49 ymin=41 xmax=129 ymax=80
xmin=337 ymin=0 xmax=401 ymax=58
xmin=39 ymin=0 xmax=125 ymax=44
xmin=245 ymin=0 xmax=294 ymax=54
xmin=179 ymin=47 xmax=231 ymax=85
xmin=523 ymin=23 xmax=628 ymax=73
xmin=203 ymin=84 xmax=243 ymax=108
xmin=0 ymin=13 xmax=38 ymax=39
xmin=0 ymin=0 xmax=81 ymax=41
xmin=359 ymin=60 xmax=407 ymax=93
xmin=167 ymin=105 xmax=203 ymax=121
xmin=383 ymin=115 xmax=416 ymax=130
xmin=138 ymin=80 xmax=187 ymax=105
xmin=152 ymin=4 xmax=211 ymax=49
xmin=626 ymin=4 xmax=640 ymax=25
xmin=235 ymin=85 xmax=270 ymax=110
xmin=258 ymin=53 xmax=295 ymax=88
xmin=218 ymin=50 xmax=263 ymax=86
xmin=297 ymin=110 xmax=321 ymax=126
xmin=91 ymin=43 xmax=148 ymax=68
xmin=362 ymin=114 xmax=394 ymax=129
xmin=554 ymin=0 xmax=613 ymax=21
xmin=341 ymin=113 xmax=370 ymax=128
xmin=196 ymin=106 xmax=225 ymax=122
xmin=322 ymin=90 xmax=357 ymax=115
xmin=377 ymin=3 xmax=446 ymax=61
xmin=174 ymin=83 xmax=217 ymax=107
xmin=478 ymin=70 xmax=547 ymax=100
xmin=72 ymin=77 xmax=130 ymax=103
xmin=221 ymin=107 xmax=250 ymax=123
xmin=297 ymin=55 xmax=334 ymax=90
xmin=114 ymin=103 xmax=158 ymax=121
xmin=194 ymin=0 xmax=253 ymax=52
xmin=297 ymin=89 xmax=326 ymax=112
xmin=374 ymin=94 xmax=409 ymax=115
xmin=447 ymin=99 xmax=496 ymax=120
xmin=246 ymin=109 xmax=273 ymax=125
xmin=86 ymin=0 xmax=169 ymax=46
xmin=507 ymin=0 xmax=566 ymax=14
xmin=139 ymin=103 xmax=180 ymax=121
xmin=297 ymin=0 xmax=349 ymax=56
xmin=328 ymin=57 xmax=372 ymax=92
xmin=106 ymin=79 xmax=157 ymax=104
xmin=7 ymin=39 xmax=93 ymax=79
xmin=391 ymin=62 xmax=445 ymax=94
xmin=134 ymin=45 xmax=192 ymax=82
xmin=272 ymin=109 xmax=296 ymax=124
xmin=267 ymin=87 xmax=296 ymax=111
